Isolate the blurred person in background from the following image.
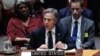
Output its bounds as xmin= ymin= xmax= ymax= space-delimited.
xmin=7 ymin=1 xmax=43 ymax=49
xmin=58 ymin=0 xmax=95 ymax=50
xmin=59 ymin=0 xmax=93 ymax=21
xmin=26 ymin=0 xmax=44 ymax=18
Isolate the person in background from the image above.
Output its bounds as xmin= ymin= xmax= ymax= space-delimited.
xmin=26 ymin=0 xmax=44 ymax=18
xmin=59 ymin=0 xmax=93 ymax=21
xmin=28 ymin=8 xmax=63 ymax=50
xmin=7 ymin=1 xmax=43 ymax=48
xmin=57 ymin=0 xmax=95 ymax=50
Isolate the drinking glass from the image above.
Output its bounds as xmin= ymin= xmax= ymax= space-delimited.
xmin=3 ymin=39 xmax=12 ymax=53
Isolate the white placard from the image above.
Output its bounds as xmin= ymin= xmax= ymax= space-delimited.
xmin=21 ymin=52 xmax=31 ymax=56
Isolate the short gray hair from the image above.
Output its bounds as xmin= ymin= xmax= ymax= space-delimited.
xmin=43 ymin=8 xmax=58 ymax=19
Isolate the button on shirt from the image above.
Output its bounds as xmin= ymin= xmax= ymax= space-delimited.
xmin=45 ymin=27 xmax=56 ymax=50
xmin=71 ymin=16 xmax=82 ymax=49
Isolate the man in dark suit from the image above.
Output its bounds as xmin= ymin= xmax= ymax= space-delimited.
xmin=57 ymin=0 xmax=95 ymax=50
xmin=59 ymin=0 xmax=93 ymax=20
xmin=28 ymin=8 xmax=62 ymax=50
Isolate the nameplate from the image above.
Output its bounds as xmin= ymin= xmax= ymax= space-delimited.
xmin=31 ymin=51 xmax=64 ymax=56
xmin=21 ymin=52 xmax=31 ymax=56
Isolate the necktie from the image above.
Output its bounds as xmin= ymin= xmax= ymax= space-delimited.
xmin=72 ymin=21 xmax=78 ymax=40
xmin=48 ymin=31 xmax=53 ymax=49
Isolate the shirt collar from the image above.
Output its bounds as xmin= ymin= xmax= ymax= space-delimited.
xmin=46 ymin=27 xmax=56 ymax=34
xmin=72 ymin=16 xmax=82 ymax=24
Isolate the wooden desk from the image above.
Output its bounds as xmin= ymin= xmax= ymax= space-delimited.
xmin=83 ymin=50 xmax=100 ymax=56
xmin=65 ymin=49 xmax=83 ymax=56
xmin=65 ymin=49 xmax=100 ymax=56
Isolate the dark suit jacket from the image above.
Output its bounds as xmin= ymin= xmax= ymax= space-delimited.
xmin=28 ymin=26 xmax=62 ymax=49
xmin=59 ymin=7 xmax=93 ymax=20
xmin=59 ymin=16 xmax=95 ymax=50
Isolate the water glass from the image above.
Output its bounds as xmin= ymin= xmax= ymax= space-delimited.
xmin=3 ymin=39 xmax=12 ymax=52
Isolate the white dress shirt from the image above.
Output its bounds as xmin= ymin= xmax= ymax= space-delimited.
xmin=71 ymin=16 xmax=82 ymax=49
xmin=45 ymin=27 xmax=56 ymax=50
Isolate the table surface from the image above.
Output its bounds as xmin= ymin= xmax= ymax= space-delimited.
xmin=0 ymin=49 xmax=99 ymax=56
xmin=83 ymin=50 xmax=100 ymax=56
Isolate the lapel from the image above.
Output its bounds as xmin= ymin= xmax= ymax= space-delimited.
xmin=55 ymin=26 xmax=61 ymax=43
xmin=39 ymin=27 xmax=45 ymax=44
xmin=68 ymin=17 xmax=72 ymax=37
xmin=81 ymin=17 xmax=86 ymax=42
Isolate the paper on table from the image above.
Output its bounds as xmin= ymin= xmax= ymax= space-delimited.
xmin=65 ymin=49 xmax=76 ymax=53
xmin=21 ymin=52 xmax=31 ymax=56
xmin=37 ymin=48 xmax=48 ymax=51
xmin=37 ymin=48 xmax=55 ymax=51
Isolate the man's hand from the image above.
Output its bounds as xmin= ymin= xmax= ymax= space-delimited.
xmin=37 ymin=44 xmax=48 ymax=51
xmin=38 ymin=44 xmax=48 ymax=49
xmin=56 ymin=41 xmax=67 ymax=49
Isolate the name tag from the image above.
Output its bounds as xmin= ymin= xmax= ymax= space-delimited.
xmin=84 ymin=32 xmax=88 ymax=38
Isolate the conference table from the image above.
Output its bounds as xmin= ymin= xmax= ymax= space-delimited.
xmin=65 ymin=49 xmax=100 ymax=56
xmin=0 ymin=49 xmax=99 ymax=56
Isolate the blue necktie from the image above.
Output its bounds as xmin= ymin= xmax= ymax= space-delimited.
xmin=48 ymin=31 xmax=53 ymax=49
xmin=72 ymin=21 xmax=78 ymax=40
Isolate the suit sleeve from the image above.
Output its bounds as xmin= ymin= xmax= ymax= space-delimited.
xmin=7 ymin=19 xmax=16 ymax=41
xmin=82 ymin=22 xmax=95 ymax=49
